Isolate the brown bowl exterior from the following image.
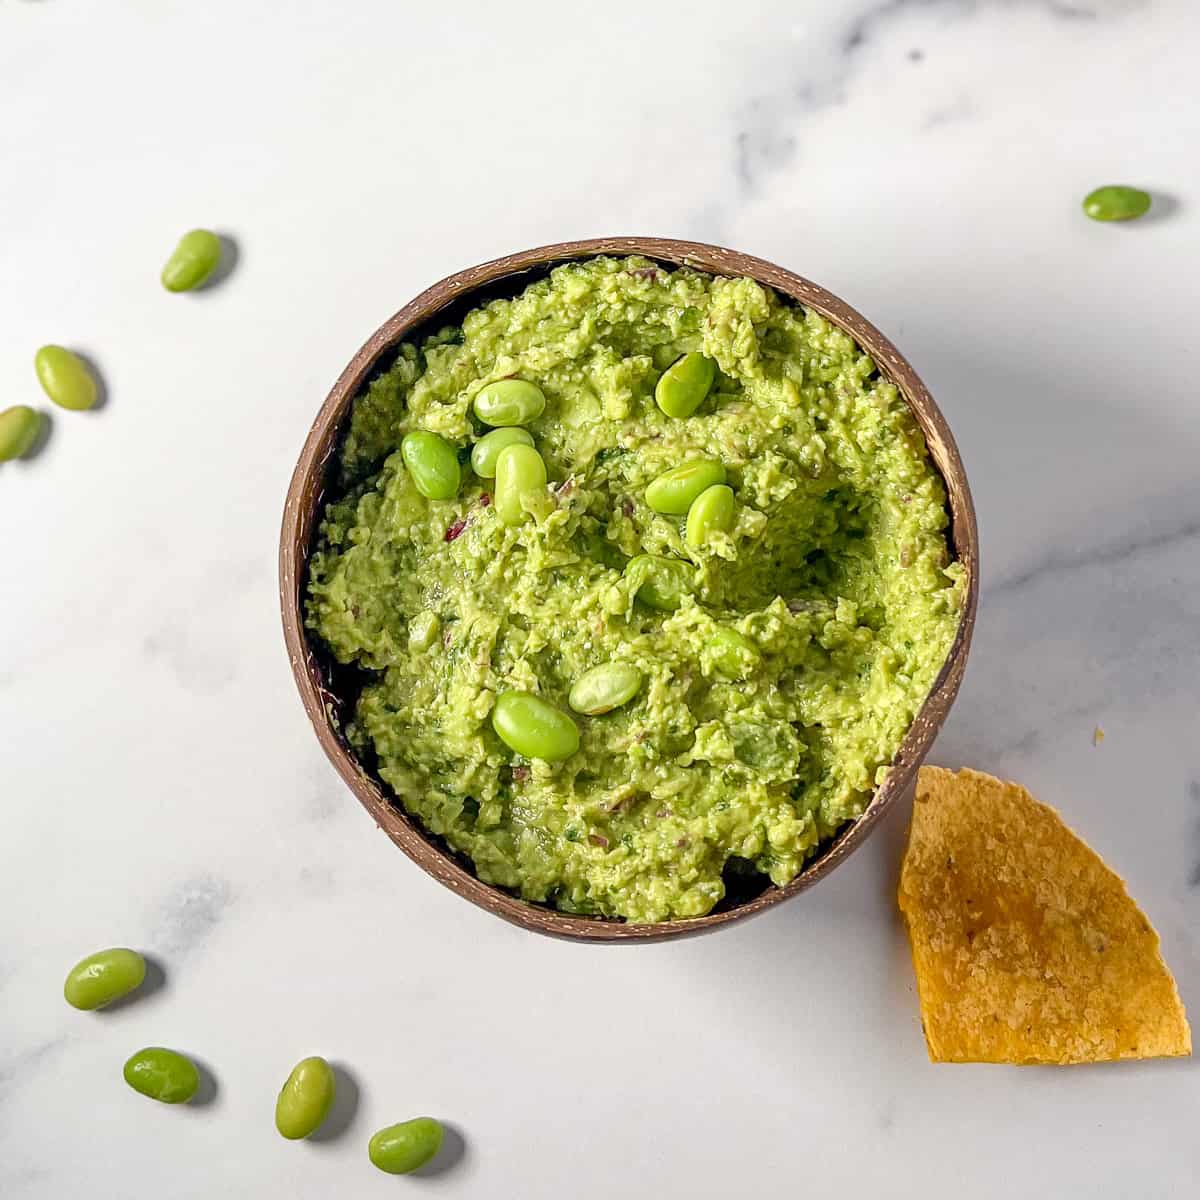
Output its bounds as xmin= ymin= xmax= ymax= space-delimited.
xmin=280 ymin=237 xmax=979 ymax=943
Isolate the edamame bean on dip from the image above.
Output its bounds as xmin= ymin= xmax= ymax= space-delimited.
xmin=306 ymin=256 xmax=964 ymax=922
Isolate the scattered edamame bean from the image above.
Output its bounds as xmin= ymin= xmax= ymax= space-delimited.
xmin=654 ymin=353 xmax=715 ymax=419
xmin=401 ymin=430 xmax=461 ymax=500
xmin=624 ymin=554 xmax=693 ymax=611
xmin=685 ymin=484 xmax=735 ymax=549
xmin=473 ymin=379 xmax=546 ymax=426
xmin=492 ymin=690 xmax=579 ymax=761
xmin=568 ymin=662 xmax=644 ymax=715
xmin=368 ymin=1117 xmax=445 ymax=1175
xmin=0 ymin=406 xmax=41 ymax=462
xmin=1082 ymin=185 xmax=1152 ymax=222
xmin=644 ymin=459 xmax=726 ymax=515
xmin=275 ymin=1056 xmax=336 ymax=1140
xmin=470 ymin=426 xmax=534 ymax=478
xmin=161 ymin=229 xmax=223 ymax=292
xmin=34 ymin=345 xmax=97 ymax=412
xmin=63 ymin=947 xmax=146 ymax=1010
xmin=494 ymin=442 xmax=547 ymax=525
xmin=123 ymin=1047 xmax=200 ymax=1104
xmin=705 ymin=628 xmax=760 ymax=680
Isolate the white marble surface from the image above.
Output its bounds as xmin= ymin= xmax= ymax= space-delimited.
xmin=2 ymin=1 xmax=1198 ymax=1196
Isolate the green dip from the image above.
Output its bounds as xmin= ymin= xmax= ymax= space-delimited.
xmin=307 ymin=256 xmax=963 ymax=921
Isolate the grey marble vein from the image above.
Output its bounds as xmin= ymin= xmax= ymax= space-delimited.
xmin=0 ymin=1037 xmax=67 ymax=1093
xmin=296 ymin=864 xmax=338 ymax=897
xmin=840 ymin=0 xmax=1144 ymax=54
xmin=991 ymin=514 xmax=1200 ymax=597
xmin=142 ymin=619 xmax=237 ymax=694
xmin=149 ymin=875 xmax=233 ymax=956
xmin=302 ymin=758 xmax=350 ymax=822
xmin=730 ymin=0 xmax=1148 ymax=197
xmin=942 ymin=503 xmax=1200 ymax=769
xmin=921 ymin=94 xmax=977 ymax=128
xmin=845 ymin=0 xmax=1073 ymax=57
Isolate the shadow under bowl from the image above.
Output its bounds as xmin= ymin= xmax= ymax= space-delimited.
xmin=279 ymin=236 xmax=979 ymax=943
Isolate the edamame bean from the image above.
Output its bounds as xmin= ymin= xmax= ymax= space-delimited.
xmin=0 ymin=406 xmax=41 ymax=462
xmin=470 ymin=426 xmax=534 ymax=478
xmin=474 ymin=379 xmax=546 ymax=426
xmin=161 ymin=229 xmax=222 ymax=292
xmin=401 ymin=430 xmax=461 ymax=500
xmin=492 ymin=691 xmax=579 ymax=761
xmin=408 ymin=610 xmax=441 ymax=651
xmin=624 ymin=554 xmax=693 ymax=611
xmin=275 ymin=1056 xmax=336 ymax=1140
xmin=1082 ymin=185 xmax=1151 ymax=222
xmin=568 ymin=662 xmax=643 ymax=715
xmin=706 ymin=627 xmax=760 ymax=680
xmin=34 ymin=345 xmax=97 ymax=411
xmin=685 ymin=484 xmax=735 ymax=549
xmin=63 ymin=947 xmax=146 ymax=1010
xmin=494 ymin=442 xmax=547 ymax=525
xmin=645 ymin=459 xmax=726 ymax=514
xmin=654 ymin=353 xmax=715 ymax=418
xmin=123 ymin=1047 xmax=199 ymax=1104
xmin=369 ymin=1117 xmax=444 ymax=1175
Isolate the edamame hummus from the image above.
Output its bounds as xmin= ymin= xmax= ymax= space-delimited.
xmin=307 ymin=256 xmax=963 ymax=922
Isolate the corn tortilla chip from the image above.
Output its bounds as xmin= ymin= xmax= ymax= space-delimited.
xmin=898 ymin=766 xmax=1191 ymax=1064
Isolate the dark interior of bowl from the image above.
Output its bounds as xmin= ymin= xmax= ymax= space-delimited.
xmin=286 ymin=239 xmax=978 ymax=939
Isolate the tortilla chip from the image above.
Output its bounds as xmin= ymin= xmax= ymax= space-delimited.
xmin=898 ymin=766 xmax=1191 ymax=1064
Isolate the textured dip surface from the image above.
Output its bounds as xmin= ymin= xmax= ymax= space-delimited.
xmin=306 ymin=256 xmax=963 ymax=921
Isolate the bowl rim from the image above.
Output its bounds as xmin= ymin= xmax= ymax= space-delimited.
xmin=279 ymin=236 xmax=979 ymax=943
